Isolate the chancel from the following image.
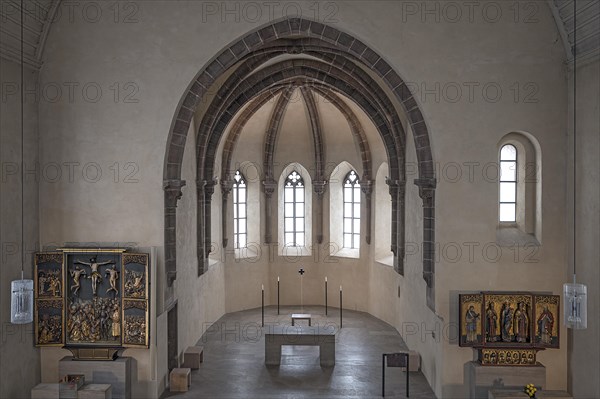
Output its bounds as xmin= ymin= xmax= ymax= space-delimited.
xmin=1 ymin=1 xmax=598 ymax=398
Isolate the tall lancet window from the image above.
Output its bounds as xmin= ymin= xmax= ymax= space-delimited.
xmin=284 ymin=170 xmax=305 ymax=247
xmin=343 ymin=170 xmax=361 ymax=249
xmin=233 ymin=170 xmax=247 ymax=249
xmin=499 ymin=144 xmax=518 ymax=222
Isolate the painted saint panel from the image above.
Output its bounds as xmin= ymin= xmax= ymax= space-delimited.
xmin=459 ymin=294 xmax=483 ymax=347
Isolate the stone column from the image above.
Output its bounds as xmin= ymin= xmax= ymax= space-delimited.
xmin=203 ymin=179 xmax=217 ymax=258
xmin=415 ymin=177 xmax=436 ymax=309
xmin=313 ymin=180 xmax=327 ymax=244
xmin=163 ymin=179 xmax=186 ymax=287
xmin=220 ymin=176 xmax=233 ymax=248
xmin=196 ymin=180 xmax=206 ymax=275
xmin=397 ymin=181 xmax=406 ymax=275
xmin=386 ymin=178 xmax=400 ymax=267
xmin=262 ymin=178 xmax=277 ymax=243
xmin=360 ymin=180 xmax=374 ymax=245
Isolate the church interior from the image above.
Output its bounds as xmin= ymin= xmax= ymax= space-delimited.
xmin=0 ymin=1 xmax=598 ymax=398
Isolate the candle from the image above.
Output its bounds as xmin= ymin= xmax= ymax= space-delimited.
xmin=278 ymin=276 xmax=280 ymax=282
xmin=340 ymin=285 xmax=342 ymax=291
xmin=262 ymin=284 xmax=264 ymax=291
xmin=325 ymin=276 xmax=328 ymax=282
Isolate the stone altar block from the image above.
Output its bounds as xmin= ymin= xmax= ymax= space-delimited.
xmin=265 ymin=325 xmax=336 ymax=367
xmin=489 ymin=390 xmax=572 ymax=399
xmin=59 ymin=356 xmax=131 ymax=399
xmin=466 ymin=361 xmax=546 ymax=399
xmin=31 ymin=383 xmax=59 ymax=399
xmin=78 ymin=384 xmax=113 ymax=399
xmin=291 ymin=313 xmax=312 ymax=326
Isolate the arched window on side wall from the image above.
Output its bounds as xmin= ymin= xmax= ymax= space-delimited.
xmin=499 ymin=144 xmax=517 ymax=223
xmin=496 ymin=133 xmax=542 ymax=246
xmin=233 ymin=170 xmax=247 ymax=249
xmin=343 ymin=170 xmax=361 ymax=249
xmin=283 ymin=170 xmax=305 ymax=247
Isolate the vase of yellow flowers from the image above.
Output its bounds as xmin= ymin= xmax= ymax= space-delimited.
xmin=524 ymin=383 xmax=537 ymax=398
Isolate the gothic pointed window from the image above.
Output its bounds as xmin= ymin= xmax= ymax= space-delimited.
xmin=284 ymin=170 xmax=305 ymax=247
xmin=233 ymin=170 xmax=247 ymax=249
xmin=499 ymin=144 xmax=517 ymax=222
xmin=343 ymin=170 xmax=361 ymax=249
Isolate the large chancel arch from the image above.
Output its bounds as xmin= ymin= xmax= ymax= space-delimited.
xmin=162 ymin=17 xmax=436 ymax=305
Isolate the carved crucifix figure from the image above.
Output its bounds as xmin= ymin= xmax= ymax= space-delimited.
xmin=75 ymin=257 xmax=115 ymax=296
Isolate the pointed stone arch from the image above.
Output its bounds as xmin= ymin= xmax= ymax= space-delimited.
xmin=162 ymin=17 xmax=436 ymax=307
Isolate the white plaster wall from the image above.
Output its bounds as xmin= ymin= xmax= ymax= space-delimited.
xmin=0 ymin=57 xmax=41 ymax=399
xmin=173 ymin=118 xmax=226 ymax=369
xmin=34 ymin=1 xmax=573 ymax=397
xmin=568 ymin=59 xmax=600 ymax=399
xmin=369 ymin=128 xmax=443 ymax=395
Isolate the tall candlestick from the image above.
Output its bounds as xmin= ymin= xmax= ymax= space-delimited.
xmin=340 ymin=287 xmax=343 ymax=329
xmin=261 ymin=285 xmax=265 ymax=327
xmin=325 ymin=278 xmax=328 ymax=316
xmin=277 ymin=277 xmax=280 ymax=315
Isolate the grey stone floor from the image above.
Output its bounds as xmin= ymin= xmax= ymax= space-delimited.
xmin=162 ymin=305 xmax=437 ymax=399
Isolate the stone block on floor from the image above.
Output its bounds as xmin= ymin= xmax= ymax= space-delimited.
xmin=31 ymin=383 xmax=59 ymax=399
xmin=182 ymin=346 xmax=204 ymax=369
xmin=401 ymin=350 xmax=421 ymax=372
xmin=170 ymin=368 xmax=191 ymax=392
xmin=78 ymin=384 xmax=113 ymax=399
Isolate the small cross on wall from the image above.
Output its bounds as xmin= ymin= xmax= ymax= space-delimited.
xmin=298 ymin=268 xmax=305 ymax=275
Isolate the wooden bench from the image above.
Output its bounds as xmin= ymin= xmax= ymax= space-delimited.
xmin=170 ymin=368 xmax=191 ymax=392
xmin=291 ymin=313 xmax=312 ymax=326
xmin=182 ymin=346 xmax=204 ymax=369
xmin=265 ymin=326 xmax=335 ymax=367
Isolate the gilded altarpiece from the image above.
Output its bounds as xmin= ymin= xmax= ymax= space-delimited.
xmin=34 ymin=249 xmax=150 ymax=353
xmin=35 ymin=253 xmax=65 ymax=346
xmin=459 ymin=292 xmax=559 ymax=366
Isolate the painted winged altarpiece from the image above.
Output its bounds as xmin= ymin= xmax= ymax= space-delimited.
xmin=34 ymin=249 xmax=150 ymax=358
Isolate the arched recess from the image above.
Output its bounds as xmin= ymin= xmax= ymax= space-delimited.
xmin=162 ymin=17 xmax=436 ymax=306
xmin=220 ymin=84 xmax=373 ymax=247
xmin=195 ymin=61 xmax=405 ymax=273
